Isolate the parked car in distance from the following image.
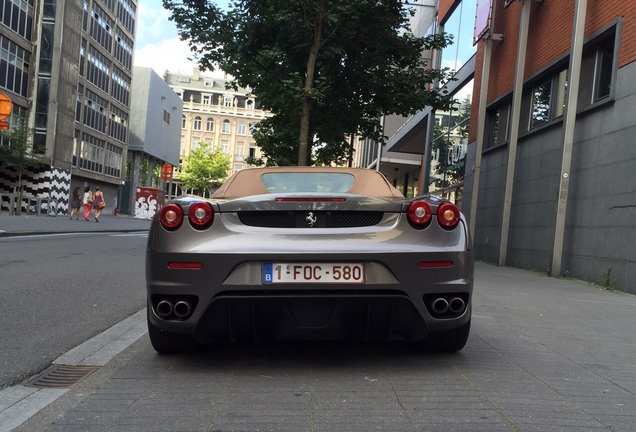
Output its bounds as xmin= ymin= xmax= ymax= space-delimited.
xmin=146 ymin=166 xmax=474 ymax=353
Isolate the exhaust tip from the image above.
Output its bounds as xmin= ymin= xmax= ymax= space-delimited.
xmin=156 ymin=300 xmax=174 ymax=319
xmin=431 ymin=297 xmax=449 ymax=315
xmin=449 ymin=297 xmax=466 ymax=314
xmin=173 ymin=301 xmax=192 ymax=319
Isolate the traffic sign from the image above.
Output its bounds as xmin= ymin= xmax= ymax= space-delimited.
xmin=0 ymin=93 xmax=12 ymax=120
xmin=160 ymin=163 xmax=173 ymax=181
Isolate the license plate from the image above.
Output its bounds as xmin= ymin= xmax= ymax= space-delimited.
xmin=263 ymin=263 xmax=365 ymax=284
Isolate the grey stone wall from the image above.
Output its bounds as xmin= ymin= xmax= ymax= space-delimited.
xmin=464 ymin=61 xmax=636 ymax=294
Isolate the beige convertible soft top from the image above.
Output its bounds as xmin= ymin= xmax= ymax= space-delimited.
xmin=212 ymin=166 xmax=405 ymax=199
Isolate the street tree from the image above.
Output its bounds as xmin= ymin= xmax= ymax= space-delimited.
xmin=163 ymin=0 xmax=454 ymax=166
xmin=0 ymin=112 xmax=45 ymax=215
xmin=178 ymin=142 xmax=231 ymax=195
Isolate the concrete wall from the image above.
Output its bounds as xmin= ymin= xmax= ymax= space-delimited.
xmin=129 ymin=67 xmax=182 ymax=166
xmin=464 ymin=61 xmax=636 ymax=294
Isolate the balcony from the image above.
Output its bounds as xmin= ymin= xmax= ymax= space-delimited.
xmin=182 ymin=102 xmax=271 ymax=120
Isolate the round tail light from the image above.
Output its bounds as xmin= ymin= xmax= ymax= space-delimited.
xmin=188 ymin=201 xmax=214 ymax=229
xmin=407 ymin=200 xmax=432 ymax=228
xmin=437 ymin=202 xmax=460 ymax=229
xmin=159 ymin=204 xmax=183 ymax=230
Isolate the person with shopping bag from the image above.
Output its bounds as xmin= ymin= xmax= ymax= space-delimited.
xmin=92 ymin=187 xmax=105 ymax=222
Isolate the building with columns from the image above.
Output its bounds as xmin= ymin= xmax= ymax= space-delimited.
xmin=163 ymin=69 xmax=271 ymax=186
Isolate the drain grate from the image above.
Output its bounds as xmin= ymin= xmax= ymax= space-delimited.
xmin=25 ymin=365 xmax=99 ymax=389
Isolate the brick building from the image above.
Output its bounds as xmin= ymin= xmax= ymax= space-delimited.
xmin=378 ymin=0 xmax=636 ymax=293
xmin=463 ymin=0 xmax=636 ymax=293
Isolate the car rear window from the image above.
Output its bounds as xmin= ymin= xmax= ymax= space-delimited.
xmin=261 ymin=173 xmax=355 ymax=193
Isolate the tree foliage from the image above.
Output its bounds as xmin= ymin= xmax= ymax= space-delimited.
xmin=0 ymin=112 xmax=45 ymax=215
xmin=178 ymin=142 xmax=231 ymax=194
xmin=163 ymin=0 xmax=454 ymax=166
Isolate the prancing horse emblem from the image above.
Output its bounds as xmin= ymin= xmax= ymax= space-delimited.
xmin=306 ymin=212 xmax=317 ymax=227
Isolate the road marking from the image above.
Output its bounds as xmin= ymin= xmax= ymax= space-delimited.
xmin=110 ymin=233 xmax=148 ymax=237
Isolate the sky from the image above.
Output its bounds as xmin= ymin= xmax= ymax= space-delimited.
xmin=133 ymin=0 xmax=230 ymax=77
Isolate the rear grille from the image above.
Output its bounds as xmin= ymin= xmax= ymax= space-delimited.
xmin=238 ymin=211 xmax=384 ymax=228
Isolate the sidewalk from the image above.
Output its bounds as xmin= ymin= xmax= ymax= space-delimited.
xmin=5 ymin=261 xmax=636 ymax=432
xmin=0 ymin=213 xmax=151 ymax=237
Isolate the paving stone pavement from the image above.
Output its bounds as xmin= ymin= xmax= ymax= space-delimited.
xmin=5 ymin=261 xmax=636 ymax=432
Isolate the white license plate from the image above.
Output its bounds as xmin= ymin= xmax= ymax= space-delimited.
xmin=263 ymin=263 xmax=365 ymax=284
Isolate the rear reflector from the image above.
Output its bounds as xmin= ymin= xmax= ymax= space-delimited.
xmin=168 ymin=262 xmax=203 ymax=269
xmin=418 ymin=261 xmax=453 ymax=268
xmin=275 ymin=198 xmax=346 ymax=202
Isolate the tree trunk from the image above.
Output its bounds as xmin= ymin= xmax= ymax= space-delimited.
xmin=298 ymin=0 xmax=325 ymax=166
xmin=15 ymin=173 xmax=23 ymax=216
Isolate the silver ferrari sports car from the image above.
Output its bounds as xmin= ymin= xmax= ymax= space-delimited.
xmin=146 ymin=167 xmax=473 ymax=353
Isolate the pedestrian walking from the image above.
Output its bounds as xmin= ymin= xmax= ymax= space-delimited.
xmin=82 ymin=186 xmax=93 ymax=222
xmin=69 ymin=186 xmax=82 ymax=220
xmin=92 ymin=187 xmax=105 ymax=222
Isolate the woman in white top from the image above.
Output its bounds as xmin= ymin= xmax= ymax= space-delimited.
xmin=82 ymin=186 xmax=93 ymax=221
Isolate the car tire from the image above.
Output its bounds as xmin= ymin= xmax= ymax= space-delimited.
xmin=421 ymin=319 xmax=471 ymax=352
xmin=147 ymin=313 xmax=204 ymax=354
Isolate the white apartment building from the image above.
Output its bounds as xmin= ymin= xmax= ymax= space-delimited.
xmin=163 ymin=69 xmax=271 ymax=174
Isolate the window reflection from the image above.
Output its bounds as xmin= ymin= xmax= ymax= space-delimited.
xmin=530 ymin=80 xmax=551 ymax=129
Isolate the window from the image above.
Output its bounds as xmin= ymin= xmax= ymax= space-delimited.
xmin=594 ymin=39 xmax=614 ymax=101
xmin=530 ymin=79 xmax=552 ymax=129
xmin=261 ymin=173 xmax=355 ymax=193
xmin=235 ymin=144 xmax=244 ymax=157
xmin=233 ymin=163 xmax=243 ymax=173
xmin=486 ymin=102 xmax=510 ymax=149
xmin=104 ymin=143 xmax=123 ymax=178
xmin=224 ymin=95 xmax=233 ymax=107
xmin=202 ymin=95 xmax=211 ymax=104
xmin=182 ymin=115 xmax=186 ymax=129
xmin=206 ymin=118 xmax=214 ymax=131
xmin=220 ymin=140 xmax=229 ymax=154
xmin=221 ymin=120 xmax=231 ymax=134
xmin=163 ymin=110 xmax=170 ymax=124
xmin=246 ymin=99 xmax=254 ymax=110
xmin=79 ymin=132 xmax=105 ymax=173
xmin=193 ymin=116 xmax=202 ymax=130
xmin=237 ymin=121 xmax=246 ymax=135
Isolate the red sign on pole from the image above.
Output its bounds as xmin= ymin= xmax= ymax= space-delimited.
xmin=160 ymin=163 xmax=173 ymax=181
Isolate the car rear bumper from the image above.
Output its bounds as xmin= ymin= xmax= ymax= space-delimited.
xmin=146 ymin=250 xmax=473 ymax=342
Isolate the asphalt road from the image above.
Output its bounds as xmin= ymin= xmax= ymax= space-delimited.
xmin=0 ymin=231 xmax=148 ymax=389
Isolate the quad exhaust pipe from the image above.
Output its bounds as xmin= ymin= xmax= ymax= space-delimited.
xmin=449 ymin=297 xmax=466 ymax=314
xmin=431 ymin=298 xmax=449 ymax=315
xmin=156 ymin=300 xmax=174 ymax=319
xmin=155 ymin=299 xmax=193 ymax=320
xmin=173 ymin=301 xmax=192 ymax=319
xmin=430 ymin=296 xmax=466 ymax=317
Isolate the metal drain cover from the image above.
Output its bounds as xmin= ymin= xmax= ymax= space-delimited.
xmin=25 ymin=365 xmax=99 ymax=389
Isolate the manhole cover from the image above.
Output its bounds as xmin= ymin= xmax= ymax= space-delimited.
xmin=25 ymin=365 xmax=99 ymax=389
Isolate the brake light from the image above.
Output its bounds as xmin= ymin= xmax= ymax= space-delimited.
xmin=437 ymin=202 xmax=460 ymax=229
xmin=275 ymin=198 xmax=346 ymax=202
xmin=168 ymin=262 xmax=203 ymax=269
xmin=407 ymin=200 xmax=432 ymax=228
xmin=188 ymin=201 xmax=214 ymax=229
xmin=159 ymin=204 xmax=183 ymax=230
